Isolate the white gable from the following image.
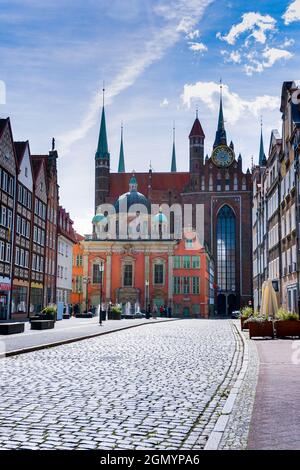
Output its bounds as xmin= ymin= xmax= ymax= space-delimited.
xmin=19 ymin=145 xmax=33 ymax=191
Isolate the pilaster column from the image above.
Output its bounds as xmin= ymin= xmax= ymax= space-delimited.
xmin=106 ymin=253 xmax=112 ymax=302
xmin=168 ymin=253 xmax=173 ymax=307
xmin=145 ymin=254 xmax=150 ymax=309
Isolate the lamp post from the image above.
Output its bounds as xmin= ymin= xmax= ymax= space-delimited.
xmin=99 ymin=262 xmax=104 ymax=326
xmin=145 ymin=280 xmax=150 ymax=319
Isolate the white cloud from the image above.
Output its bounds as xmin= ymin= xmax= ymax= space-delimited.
xmin=221 ymin=49 xmax=241 ymax=64
xmin=188 ymin=41 xmax=208 ymax=52
xmin=283 ymin=0 xmax=300 ymax=25
xmin=244 ymin=46 xmax=293 ymax=75
xmin=217 ymin=12 xmax=276 ymax=45
xmin=262 ymin=47 xmax=293 ymax=67
xmin=182 ymin=81 xmax=280 ymax=125
xmin=160 ymin=98 xmax=169 ymax=107
xmin=280 ymin=37 xmax=295 ymax=48
xmin=186 ymin=29 xmax=200 ymax=39
xmin=58 ymin=0 xmax=214 ymax=154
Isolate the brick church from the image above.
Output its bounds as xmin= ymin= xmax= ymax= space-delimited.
xmin=87 ymin=86 xmax=253 ymax=317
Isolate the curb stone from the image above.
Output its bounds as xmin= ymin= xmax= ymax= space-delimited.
xmin=204 ymin=321 xmax=248 ymax=450
xmin=0 ymin=318 xmax=179 ymax=358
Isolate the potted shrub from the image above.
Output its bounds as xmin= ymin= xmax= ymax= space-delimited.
xmin=39 ymin=305 xmax=57 ymax=321
xmin=275 ymin=308 xmax=300 ymax=338
xmin=240 ymin=307 xmax=253 ymax=330
xmin=245 ymin=315 xmax=274 ymax=339
xmin=110 ymin=305 xmax=122 ymax=320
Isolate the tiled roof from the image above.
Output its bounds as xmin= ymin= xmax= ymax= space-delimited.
xmin=189 ymin=118 xmax=205 ymax=138
xmin=109 ymin=172 xmax=190 ymax=201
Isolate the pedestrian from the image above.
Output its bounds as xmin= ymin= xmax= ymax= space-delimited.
xmin=168 ymin=306 xmax=172 ymax=318
xmin=153 ymin=304 xmax=158 ymax=319
xmin=160 ymin=305 xmax=164 ymax=317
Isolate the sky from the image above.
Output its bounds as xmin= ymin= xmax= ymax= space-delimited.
xmin=0 ymin=0 xmax=300 ymax=234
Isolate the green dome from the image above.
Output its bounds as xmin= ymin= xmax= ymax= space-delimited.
xmin=154 ymin=212 xmax=168 ymax=223
xmin=92 ymin=214 xmax=106 ymax=224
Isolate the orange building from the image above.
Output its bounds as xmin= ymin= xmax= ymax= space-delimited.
xmin=71 ymin=233 xmax=84 ymax=310
xmin=82 ymin=235 xmax=214 ymax=318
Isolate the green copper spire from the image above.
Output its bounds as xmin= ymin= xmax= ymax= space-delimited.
xmin=118 ymin=124 xmax=125 ymax=173
xmin=171 ymin=124 xmax=177 ymax=172
xmin=259 ymin=118 xmax=267 ymax=166
xmin=95 ymin=86 xmax=110 ymax=160
xmin=214 ymin=80 xmax=227 ymax=148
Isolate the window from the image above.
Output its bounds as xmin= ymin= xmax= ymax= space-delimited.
xmin=7 ymin=209 xmax=12 ymax=229
xmin=8 ymin=177 xmax=14 ymax=196
xmin=18 ymin=184 xmax=23 ymax=203
xmin=173 ymin=276 xmax=181 ymax=294
xmin=0 ymin=241 xmax=5 ymax=261
xmin=192 ymin=277 xmax=200 ymax=294
xmin=154 ymin=263 xmax=164 ymax=285
xmin=2 ymin=171 xmax=8 ymax=192
xmin=25 ymin=167 xmax=28 ymax=177
xmin=27 ymin=192 xmax=32 ymax=210
xmin=174 ymin=256 xmax=181 ymax=269
xmin=20 ymin=249 xmax=24 ymax=267
xmin=183 ymin=256 xmax=191 ymax=269
xmin=15 ymin=247 xmax=20 ymax=265
xmin=192 ymin=256 xmax=200 ymax=269
xmin=5 ymin=243 xmax=11 ymax=263
xmin=26 ymin=221 xmax=30 ymax=239
xmin=93 ymin=263 xmax=103 ymax=284
xmin=183 ymin=276 xmax=190 ymax=294
xmin=22 ymin=187 xmax=27 ymax=207
xmin=123 ymin=264 xmax=133 ymax=287
xmin=76 ymin=255 xmax=83 ymax=266
xmin=217 ymin=205 xmax=236 ymax=291
xmin=25 ymin=251 xmax=29 ymax=268
xmin=1 ymin=206 xmax=6 ymax=227
xmin=32 ymin=253 xmax=36 ymax=271
xmin=22 ymin=218 xmax=26 ymax=237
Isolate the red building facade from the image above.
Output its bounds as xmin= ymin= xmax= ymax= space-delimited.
xmin=91 ymin=86 xmax=253 ymax=316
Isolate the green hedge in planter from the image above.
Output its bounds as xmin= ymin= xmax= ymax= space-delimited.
xmin=275 ymin=308 xmax=300 ymax=338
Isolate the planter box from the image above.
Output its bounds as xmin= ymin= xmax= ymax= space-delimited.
xmin=275 ymin=320 xmax=300 ymax=338
xmin=31 ymin=320 xmax=55 ymax=330
xmin=241 ymin=318 xmax=249 ymax=330
xmin=75 ymin=313 xmax=93 ymax=318
xmin=0 ymin=322 xmax=25 ymax=335
xmin=32 ymin=313 xmax=56 ymax=321
xmin=248 ymin=321 xmax=274 ymax=339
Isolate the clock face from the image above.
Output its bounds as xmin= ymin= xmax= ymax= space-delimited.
xmin=212 ymin=145 xmax=235 ymax=168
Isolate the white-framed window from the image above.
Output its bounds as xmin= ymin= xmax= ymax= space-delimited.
xmin=1 ymin=206 xmax=6 ymax=227
xmin=5 ymin=243 xmax=11 ymax=263
xmin=0 ymin=241 xmax=5 ymax=261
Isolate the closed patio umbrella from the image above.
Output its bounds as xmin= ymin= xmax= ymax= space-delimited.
xmin=260 ymin=279 xmax=278 ymax=318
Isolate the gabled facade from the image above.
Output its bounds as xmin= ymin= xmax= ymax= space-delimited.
xmin=0 ymin=119 xmax=17 ymax=319
xmin=30 ymin=157 xmax=48 ymax=313
xmin=11 ymin=141 xmax=34 ymax=318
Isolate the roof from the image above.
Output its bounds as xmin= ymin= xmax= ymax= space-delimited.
xmin=109 ymin=172 xmax=190 ymax=200
xmin=14 ymin=141 xmax=31 ymax=169
xmin=189 ymin=117 xmax=205 ymax=138
xmin=31 ymin=156 xmax=44 ymax=181
xmin=96 ymin=107 xmax=110 ymax=160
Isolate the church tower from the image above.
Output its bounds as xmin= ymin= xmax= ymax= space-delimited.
xmin=171 ymin=124 xmax=177 ymax=172
xmin=213 ymin=83 xmax=227 ymax=148
xmin=95 ymin=87 xmax=110 ymax=211
xmin=259 ymin=120 xmax=267 ymax=166
xmin=189 ymin=110 xmax=205 ymax=188
xmin=118 ymin=124 xmax=125 ymax=173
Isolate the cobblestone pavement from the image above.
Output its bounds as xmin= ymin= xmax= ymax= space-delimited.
xmin=219 ymin=338 xmax=259 ymax=450
xmin=0 ymin=320 xmax=243 ymax=450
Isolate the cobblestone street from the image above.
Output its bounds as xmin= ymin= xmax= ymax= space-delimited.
xmin=0 ymin=320 xmax=244 ymax=450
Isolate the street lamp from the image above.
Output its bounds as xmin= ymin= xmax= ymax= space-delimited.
xmin=145 ymin=280 xmax=150 ymax=319
xmin=99 ymin=262 xmax=104 ymax=326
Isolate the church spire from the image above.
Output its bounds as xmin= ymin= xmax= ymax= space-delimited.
xmin=171 ymin=123 xmax=177 ymax=172
xmin=95 ymin=84 xmax=110 ymax=160
xmin=213 ymin=80 xmax=227 ymax=148
xmin=118 ymin=123 xmax=125 ymax=173
xmin=259 ymin=117 xmax=267 ymax=166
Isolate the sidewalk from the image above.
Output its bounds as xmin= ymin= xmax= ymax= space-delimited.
xmin=0 ymin=317 xmax=176 ymax=356
xmin=247 ymin=338 xmax=300 ymax=450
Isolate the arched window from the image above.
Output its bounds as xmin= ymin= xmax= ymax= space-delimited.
xmin=209 ymin=175 xmax=213 ymax=191
xmin=242 ymin=177 xmax=246 ymax=190
xmin=201 ymin=176 xmax=205 ymax=191
xmin=217 ymin=206 xmax=236 ymax=292
xmin=234 ymin=174 xmax=238 ymax=191
xmin=217 ymin=172 xmax=221 ymax=191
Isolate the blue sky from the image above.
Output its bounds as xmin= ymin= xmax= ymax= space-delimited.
xmin=1 ymin=0 xmax=300 ymax=233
